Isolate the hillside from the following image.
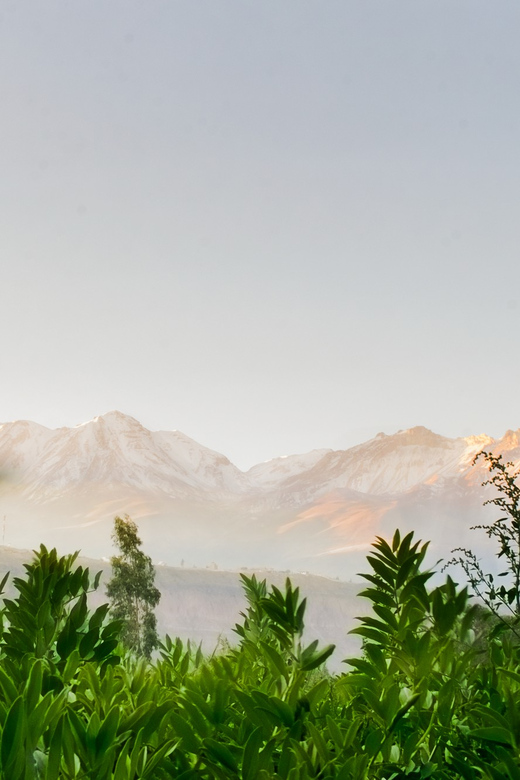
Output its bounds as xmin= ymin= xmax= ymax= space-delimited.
xmin=0 ymin=545 xmax=364 ymax=672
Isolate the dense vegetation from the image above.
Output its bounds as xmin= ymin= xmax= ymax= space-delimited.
xmin=1 ymin=525 xmax=520 ymax=779
xmin=0 ymin=451 xmax=519 ymax=777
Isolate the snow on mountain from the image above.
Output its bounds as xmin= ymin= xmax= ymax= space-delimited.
xmin=0 ymin=420 xmax=55 ymax=476
xmin=238 ymin=426 xmax=520 ymax=574
xmin=0 ymin=411 xmax=249 ymax=500
xmin=246 ymin=449 xmax=332 ymax=487
xmin=3 ymin=414 xmax=516 ymax=503
xmin=152 ymin=428 xmax=250 ymax=493
xmin=1 ymin=412 xmax=520 ymax=577
xmin=266 ymin=427 xmax=495 ymax=503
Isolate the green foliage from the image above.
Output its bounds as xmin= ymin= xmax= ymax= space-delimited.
xmin=4 ymin=522 xmax=520 ymax=777
xmin=106 ymin=515 xmax=161 ymax=659
xmin=340 ymin=530 xmax=482 ymax=778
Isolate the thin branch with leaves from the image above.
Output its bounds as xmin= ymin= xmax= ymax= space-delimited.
xmin=447 ymin=450 xmax=520 ymax=633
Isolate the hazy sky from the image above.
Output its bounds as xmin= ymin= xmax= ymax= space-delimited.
xmin=2 ymin=1 xmax=520 ymax=469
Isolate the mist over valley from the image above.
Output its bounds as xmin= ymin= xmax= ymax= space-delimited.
xmin=0 ymin=411 xmax=517 ymax=581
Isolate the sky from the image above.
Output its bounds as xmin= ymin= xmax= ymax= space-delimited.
xmin=1 ymin=1 xmax=520 ymax=470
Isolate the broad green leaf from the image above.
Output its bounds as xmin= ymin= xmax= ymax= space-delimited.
xmin=170 ymin=712 xmax=199 ymax=753
xmin=259 ymin=641 xmax=287 ymax=677
xmin=204 ymin=738 xmax=239 ymax=773
xmin=300 ymin=643 xmax=335 ymax=671
xmin=307 ymin=721 xmax=330 ymax=765
xmin=95 ymin=705 xmax=120 ymax=758
xmin=141 ymin=701 xmax=175 ymax=743
xmin=113 ymin=742 xmax=132 ymax=780
xmin=469 ymin=727 xmax=514 ymax=746
xmin=234 ymin=691 xmax=274 ymax=731
xmin=56 ymin=622 xmax=77 ymax=660
xmin=326 ymin=715 xmax=344 ymax=751
xmin=389 ymin=692 xmax=421 ymax=733
xmin=79 ymin=628 xmax=100 ymax=658
xmin=0 ymin=668 xmax=18 ymax=703
xmin=120 ymin=702 xmax=155 ymax=735
xmin=366 ymin=556 xmax=397 ymax=586
xmin=357 ymin=587 xmax=396 ymax=609
xmin=141 ymin=739 xmax=179 ymax=776
xmin=1 ymin=696 xmax=25 ymax=771
xmin=242 ymin=726 xmax=263 ymax=780
xmin=305 ymin=677 xmax=329 ymax=709
xmin=63 ymin=649 xmax=81 ymax=683
xmin=46 ymin=717 xmax=64 ymax=780
xmin=371 ymin=604 xmax=399 ymax=630
xmin=26 ymin=659 xmax=43 ymax=713
xmin=89 ymin=603 xmax=110 ymax=631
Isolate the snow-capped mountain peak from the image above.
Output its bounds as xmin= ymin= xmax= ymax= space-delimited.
xmin=1 ymin=413 xmax=520 ymax=579
xmin=0 ymin=411 xmax=249 ymax=499
xmin=246 ymin=449 xmax=332 ymax=487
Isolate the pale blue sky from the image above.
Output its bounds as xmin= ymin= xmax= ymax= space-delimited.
xmin=1 ymin=1 xmax=520 ymax=468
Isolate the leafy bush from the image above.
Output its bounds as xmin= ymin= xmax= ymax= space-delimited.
xmin=2 ymin=530 xmax=520 ymax=777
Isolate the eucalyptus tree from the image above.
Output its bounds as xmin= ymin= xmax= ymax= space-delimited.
xmin=106 ymin=515 xmax=161 ymax=658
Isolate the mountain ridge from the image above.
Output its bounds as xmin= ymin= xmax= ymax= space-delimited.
xmin=2 ymin=410 xmax=514 ymax=491
xmin=0 ymin=411 xmax=518 ymax=578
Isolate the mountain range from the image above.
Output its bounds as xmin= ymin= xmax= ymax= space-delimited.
xmin=1 ymin=411 xmax=519 ymax=578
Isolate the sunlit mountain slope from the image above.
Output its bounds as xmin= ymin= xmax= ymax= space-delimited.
xmin=0 ymin=412 xmax=518 ymax=578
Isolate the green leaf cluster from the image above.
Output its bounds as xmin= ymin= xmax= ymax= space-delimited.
xmin=3 ymin=525 xmax=520 ymax=777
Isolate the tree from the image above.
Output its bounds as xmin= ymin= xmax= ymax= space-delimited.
xmin=106 ymin=515 xmax=161 ymax=658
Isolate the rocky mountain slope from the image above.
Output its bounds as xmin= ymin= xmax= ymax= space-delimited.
xmin=0 ymin=412 xmax=519 ymax=578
